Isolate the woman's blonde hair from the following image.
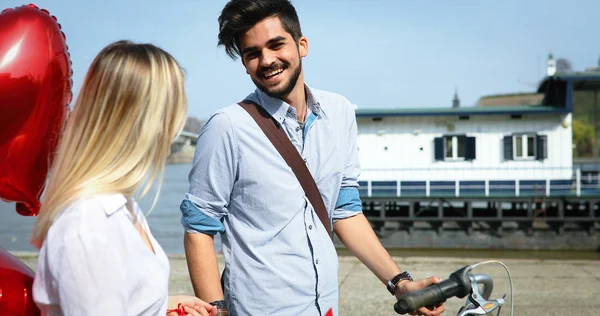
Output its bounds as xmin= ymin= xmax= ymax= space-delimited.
xmin=31 ymin=40 xmax=187 ymax=248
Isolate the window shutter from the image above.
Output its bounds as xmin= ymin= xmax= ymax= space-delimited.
xmin=536 ymin=135 xmax=547 ymax=160
xmin=503 ymin=135 xmax=513 ymax=160
xmin=465 ymin=136 xmax=476 ymax=160
xmin=434 ymin=137 xmax=444 ymax=161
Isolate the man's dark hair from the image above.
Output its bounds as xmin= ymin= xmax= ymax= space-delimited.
xmin=218 ymin=0 xmax=303 ymax=60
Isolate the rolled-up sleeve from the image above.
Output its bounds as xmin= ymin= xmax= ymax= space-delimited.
xmin=333 ymin=104 xmax=363 ymax=223
xmin=181 ymin=112 xmax=238 ymax=235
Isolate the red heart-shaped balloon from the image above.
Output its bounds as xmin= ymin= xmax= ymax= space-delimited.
xmin=0 ymin=248 xmax=39 ymax=316
xmin=0 ymin=4 xmax=72 ymax=216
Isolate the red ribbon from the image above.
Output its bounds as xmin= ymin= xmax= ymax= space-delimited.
xmin=166 ymin=303 xmax=186 ymax=316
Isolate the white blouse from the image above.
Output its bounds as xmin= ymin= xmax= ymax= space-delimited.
xmin=33 ymin=194 xmax=170 ymax=316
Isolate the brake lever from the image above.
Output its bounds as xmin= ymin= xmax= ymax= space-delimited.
xmin=458 ymin=275 xmax=505 ymax=316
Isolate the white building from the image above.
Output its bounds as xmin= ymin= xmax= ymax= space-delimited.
xmin=354 ymin=74 xmax=599 ymax=198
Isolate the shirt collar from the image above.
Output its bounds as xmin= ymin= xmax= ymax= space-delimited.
xmin=246 ymin=84 xmax=324 ymax=125
xmin=95 ymin=194 xmax=128 ymax=216
xmin=304 ymin=85 xmax=322 ymax=116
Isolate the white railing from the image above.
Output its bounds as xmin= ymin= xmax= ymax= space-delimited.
xmin=359 ymin=168 xmax=600 ymax=198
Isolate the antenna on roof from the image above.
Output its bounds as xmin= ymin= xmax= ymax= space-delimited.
xmin=452 ymin=88 xmax=460 ymax=108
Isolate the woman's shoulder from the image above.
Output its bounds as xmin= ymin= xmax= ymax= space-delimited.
xmin=44 ymin=194 xmax=129 ymax=248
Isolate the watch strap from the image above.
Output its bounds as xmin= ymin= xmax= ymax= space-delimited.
xmin=387 ymin=271 xmax=413 ymax=295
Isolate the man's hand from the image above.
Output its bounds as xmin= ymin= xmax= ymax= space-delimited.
xmin=395 ymin=277 xmax=445 ymax=316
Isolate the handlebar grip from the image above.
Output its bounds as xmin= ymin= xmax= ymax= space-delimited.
xmin=393 ymin=278 xmax=459 ymax=314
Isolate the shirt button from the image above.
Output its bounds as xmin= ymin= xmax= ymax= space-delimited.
xmin=296 ymin=127 xmax=301 ymax=132
xmin=315 ymin=259 xmax=319 ymax=264
xmin=309 ymin=225 xmax=313 ymax=230
xmin=303 ymin=158 xmax=307 ymax=163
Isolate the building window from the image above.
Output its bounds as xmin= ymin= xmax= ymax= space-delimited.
xmin=435 ymin=135 xmax=476 ymax=161
xmin=503 ymin=134 xmax=547 ymax=161
xmin=445 ymin=135 xmax=466 ymax=160
xmin=514 ymin=134 xmax=536 ymax=159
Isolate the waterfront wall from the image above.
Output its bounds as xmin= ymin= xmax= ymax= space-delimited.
xmin=343 ymin=225 xmax=599 ymax=251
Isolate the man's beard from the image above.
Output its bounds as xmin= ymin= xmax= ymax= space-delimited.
xmin=252 ymin=60 xmax=302 ymax=100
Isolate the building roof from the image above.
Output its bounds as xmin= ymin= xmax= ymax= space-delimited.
xmin=355 ymin=72 xmax=600 ymax=118
xmin=538 ymin=72 xmax=600 ymax=92
xmin=477 ymin=92 xmax=544 ymax=106
xmin=355 ymin=104 xmax=565 ymax=118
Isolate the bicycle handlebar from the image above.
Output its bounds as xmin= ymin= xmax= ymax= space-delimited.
xmin=393 ymin=265 xmax=472 ymax=314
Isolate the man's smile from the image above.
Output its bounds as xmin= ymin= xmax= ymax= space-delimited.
xmin=263 ymin=67 xmax=283 ymax=79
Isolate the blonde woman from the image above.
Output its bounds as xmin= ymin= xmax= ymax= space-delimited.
xmin=30 ymin=41 xmax=216 ymax=316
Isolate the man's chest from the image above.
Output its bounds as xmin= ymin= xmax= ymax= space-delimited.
xmin=237 ymin=118 xmax=345 ymax=185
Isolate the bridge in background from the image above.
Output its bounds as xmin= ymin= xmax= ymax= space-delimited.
xmin=171 ymin=130 xmax=199 ymax=153
xmin=174 ymin=131 xmax=199 ymax=145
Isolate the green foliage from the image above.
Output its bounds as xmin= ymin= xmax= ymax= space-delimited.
xmin=572 ymin=119 xmax=594 ymax=157
xmin=572 ymin=91 xmax=599 ymax=158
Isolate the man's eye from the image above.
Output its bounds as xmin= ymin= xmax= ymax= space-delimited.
xmin=271 ymin=43 xmax=284 ymax=49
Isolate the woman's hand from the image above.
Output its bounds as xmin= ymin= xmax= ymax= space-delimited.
xmin=167 ymin=295 xmax=217 ymax=316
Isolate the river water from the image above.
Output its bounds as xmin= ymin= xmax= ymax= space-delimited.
xmin=0 ymin=164 xmax=221 ymax=254
xmin=2 ymin=164 xmax=598 ymax=260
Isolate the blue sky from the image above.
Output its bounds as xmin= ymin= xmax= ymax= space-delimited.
xmin=4 ymin=0 xmax=599 ymax=119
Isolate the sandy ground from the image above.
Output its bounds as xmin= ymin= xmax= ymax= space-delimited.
xmin=14 ymin=252 xmax=599 ymax=316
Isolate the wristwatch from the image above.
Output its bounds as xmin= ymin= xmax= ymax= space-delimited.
xmin=387 ymin=271 xmax=413 ymax=296
xmin=209 ymin=300 xmax=227 ymax=309
xmin=209 ymin=300 xmax=228 ymax=316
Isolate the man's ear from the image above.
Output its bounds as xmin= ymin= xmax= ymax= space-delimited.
xmin=241 ymin=57 xmax=250 ymax=74
xmin=298 ymin=36 xmax=308 ymax=58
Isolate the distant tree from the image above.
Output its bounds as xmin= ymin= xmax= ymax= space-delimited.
xmin=572 ymin=119 xmax=594 ymax=158
xmin=184 ymin=117 xmax=204 ymax=134
xmin=573 ymin=90 xmax=600 ymax=158
xmin=556 ymin=58 xmax=573 ymax=73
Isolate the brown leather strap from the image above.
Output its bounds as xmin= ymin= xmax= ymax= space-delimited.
xmin=238 ymin=100 xmax=332 ymax=239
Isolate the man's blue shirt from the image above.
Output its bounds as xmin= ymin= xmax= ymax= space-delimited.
xmin=181 ymin=85 xmax=362 ymax=315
